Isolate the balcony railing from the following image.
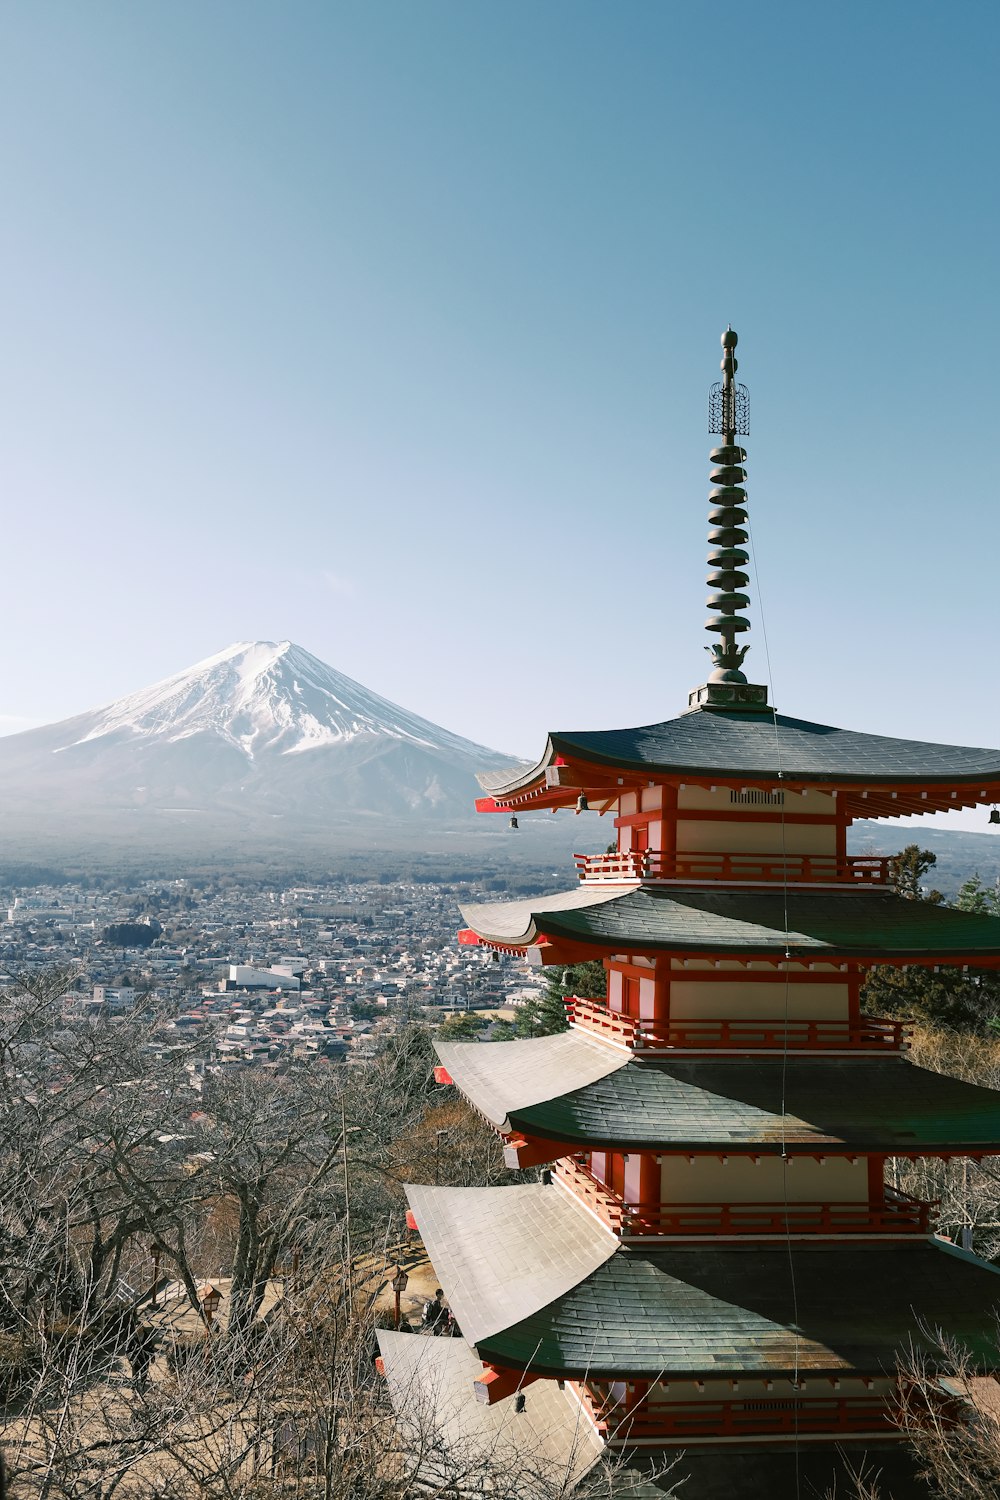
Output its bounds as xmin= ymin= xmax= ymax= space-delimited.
xmin=564 ymin=996 xmax=911 ymax=1054
xmin=578 ymin=1387 xmax=896 ymax=1441
xmin=555 ymin=1157 xmax=937 ymax=1239
xmin=573 ymin=851 xmax=891 ymax=887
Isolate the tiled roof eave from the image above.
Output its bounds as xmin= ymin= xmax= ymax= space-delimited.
xmin=505 ymin=1113 xmax=1000 ymax=1156
xmin=476 ymin=709 xmax=1000 ymax=800
xmin=461 ymin=885 xmax=1000 ymax=962
xmin=472 ymin=1239 xmax=1000 ymax=1381
xmin=505 ymin=1056 xmax=1000 ymax=1155
xmin=533 ymin=920 xmax=1000 ymax=965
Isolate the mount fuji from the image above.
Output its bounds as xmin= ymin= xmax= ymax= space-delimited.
xmin=0 ymin=642 xmax=531 ymax=862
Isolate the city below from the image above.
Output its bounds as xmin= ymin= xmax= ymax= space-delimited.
xmin=3 ymin=874 xmax=547 ymax=1070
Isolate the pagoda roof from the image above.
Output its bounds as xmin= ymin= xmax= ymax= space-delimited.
xmin=375 ymin=1337 xmax=934 ymax=1500
xmin=406 ymin=1183 xmax=1000 ymax=1379
xmin=403 ymin=1183 xmax=616 ymax=1345
xmin=435 ymin=1031 xmax=624 ymax=1129
xmin=479 ymin=707 xmax=1000 ymax=801
xmin=436 ymin=1034 xmax=1000 ymax=1153
xmin=375 ymin=1331 xmax=602 ymax=1491
xmin=459 ymin=884 xmax=1000 ymax=963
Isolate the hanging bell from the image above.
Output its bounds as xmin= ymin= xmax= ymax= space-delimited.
xmin=508 ymin=814 xmax=519 ymax=830
xmin=990 ymin=808 xmax=1000 ymax=826
xmin=491 ymin=950 xmax=500 ymax=964
xmin=575 ymin=792 xmax=589 ymax=814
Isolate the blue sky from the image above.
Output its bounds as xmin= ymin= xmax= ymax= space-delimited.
xmin=2 ymin=2 xmax=998 ymax=802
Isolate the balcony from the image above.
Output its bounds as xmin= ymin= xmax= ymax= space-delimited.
xmin=573 ymin=851 xmax=890 ymax=887
xmin=555 ymin=1157 xmax=937 ymax=1239
xmin=575 ymin=1382 xmax=896 ymax=1441
xmin=564 ymin=996 xmax=911 ymax=1054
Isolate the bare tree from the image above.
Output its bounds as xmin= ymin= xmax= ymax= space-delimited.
xmin=895 ymin=1326 xmax=1000 ymax=1500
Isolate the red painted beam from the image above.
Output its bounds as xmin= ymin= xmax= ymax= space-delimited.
xmin=503 ymin=1133 xmax=577 ymax=1170
xmin=475 ymin=796 xmax=504 ymax=813
xmin=433 ymin=1064 xmax=454 ymax=1086
xmin=473 ymin=1364 xmax=542 ymax=1405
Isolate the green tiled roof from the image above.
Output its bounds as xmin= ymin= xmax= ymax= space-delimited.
xmin=510 ymin=1056 xmax=1000 ymax=1152
xmin=460 ymin=885 xmax=1000 ymax=959
xmin=477 ymin=1240 xmax=1000 ymax=1378
xmin=479 ymin=708 xmax=1000 ymax=794
xmin=435 ymin=1031 xmax=626 ymax=1129
xmin=403 ymin=1184 xmax=616 ymax=1344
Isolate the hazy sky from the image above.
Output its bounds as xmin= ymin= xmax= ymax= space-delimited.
xmin=2 ymin=4 xmax=999 ymax=800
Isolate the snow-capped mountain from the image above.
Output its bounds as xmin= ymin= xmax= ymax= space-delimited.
xmin=65 ymin=641 xmax=503 ymax=764
xmin=0 ymin=642 xmax=524 ymax=854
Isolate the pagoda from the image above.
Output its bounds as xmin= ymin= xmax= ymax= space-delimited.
xmin=378 ymin=332 xmax=1000 ymax=1497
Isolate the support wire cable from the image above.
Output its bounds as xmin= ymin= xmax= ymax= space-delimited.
xmin=745 ymin=491 xmax=802 ymax=1500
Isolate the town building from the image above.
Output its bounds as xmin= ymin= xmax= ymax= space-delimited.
xmin=381 ymin=332 xmax=1000 ymax=1496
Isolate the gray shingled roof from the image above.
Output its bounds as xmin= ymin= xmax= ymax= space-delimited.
xmin=508 ymin=1055 xmax=1000 ymax=1152
xmin=375 ymin=1332 xmax=603 ymax=1492
xmin=479 ymin=707 xmax=1000 ymax=795
xmin=475 ymin=1237 xmax=1000 ymax=1378
xmin=435 ymin=1032 xmax=627 ymax=1129
xmin=404 ymin=1184 xmax=616 ymax=1345
xmin=460 ymin=885 xmax=1000 ymax=959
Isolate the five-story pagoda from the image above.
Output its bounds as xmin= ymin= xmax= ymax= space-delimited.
xmin=378 ymin=332 xmax=1000 ymax=1498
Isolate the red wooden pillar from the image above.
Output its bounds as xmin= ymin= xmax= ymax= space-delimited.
xmin=835 ymin=815 xmax=848 ymax=863
xmin=651 ymin=960 xmax=670 ymax=1026
xmin=661 ymin=784 xmax=678 ymax=866
xmin=637 ymin=1153 xmax=660 ymax=1204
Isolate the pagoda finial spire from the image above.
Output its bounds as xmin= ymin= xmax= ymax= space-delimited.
xmin=688 ymin=328 xmax=769 ymax=711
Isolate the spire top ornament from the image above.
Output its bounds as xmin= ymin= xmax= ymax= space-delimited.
xmin=688 ymin=329 xmax=770 ymax=711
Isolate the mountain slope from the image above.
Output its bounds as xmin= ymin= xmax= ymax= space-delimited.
xmin=0 ymin=642 xmax=526 ymax=850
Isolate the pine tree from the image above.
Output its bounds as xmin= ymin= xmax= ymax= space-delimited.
xmin=514 ymin=960 xmax=606 ymax=1038
xmin=861 ymin=848 xmax=1000 ymax=1032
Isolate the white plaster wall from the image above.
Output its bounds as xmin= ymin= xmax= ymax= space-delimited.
xmin=676 ymin=819 xmax=837 ymax=855
xmin=669 ymin=980 xmax=849 ymax=1021
xmin=623 ymin=1154 xmax=643 ymax=1202
xmin=638 ymin=976 xmax=656 ymax=1019
xmin=660 ymin=1155 xmax=868 ymax=1204
xmin=678 ymin=788 xmax=838 ymax=815
xmin=641 ymin=787 xmax=664 ymax=812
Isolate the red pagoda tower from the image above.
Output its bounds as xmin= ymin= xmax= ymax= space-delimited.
xmin=378 ymin=331 xmax=1000 ymax=1497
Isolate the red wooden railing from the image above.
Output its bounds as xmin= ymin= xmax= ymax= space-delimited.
xmin=554 ymin=1157 xmax=937 ymax=1238
xmin=555 ymin=1156 xmax=626 ymax=1230
xmin=583 ymin=1392 xmax=896 ymax=1440
xmin=564 ymin=996 xmax=910 ymax=1053
xmin=573 ymin=851 xmax=891 ymax=887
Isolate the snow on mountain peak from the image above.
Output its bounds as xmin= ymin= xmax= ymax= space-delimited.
xmin=70 ymin=641 xmax=499 ymax=763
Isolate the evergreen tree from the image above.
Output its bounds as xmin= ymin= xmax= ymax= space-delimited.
xmin=438 ymin=1012 xmax=489 ymax=1040
xmin=861 ymin=848 xmax=1000 ymax=1032
xmin=514 ymin=960 xmax=606 ymax=1038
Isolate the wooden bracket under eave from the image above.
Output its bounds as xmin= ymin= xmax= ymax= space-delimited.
xmin=473 ymin=1364 xmax=543 ymax=1405
xmin=503 ymin=1132 xmax=577 ymax=1169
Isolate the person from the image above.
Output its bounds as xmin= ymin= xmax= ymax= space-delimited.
xmin=421 ymin=1288 xmax=447 ymax=1334
xmin=130 ymin=1324 xmax=158 ymax=1390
